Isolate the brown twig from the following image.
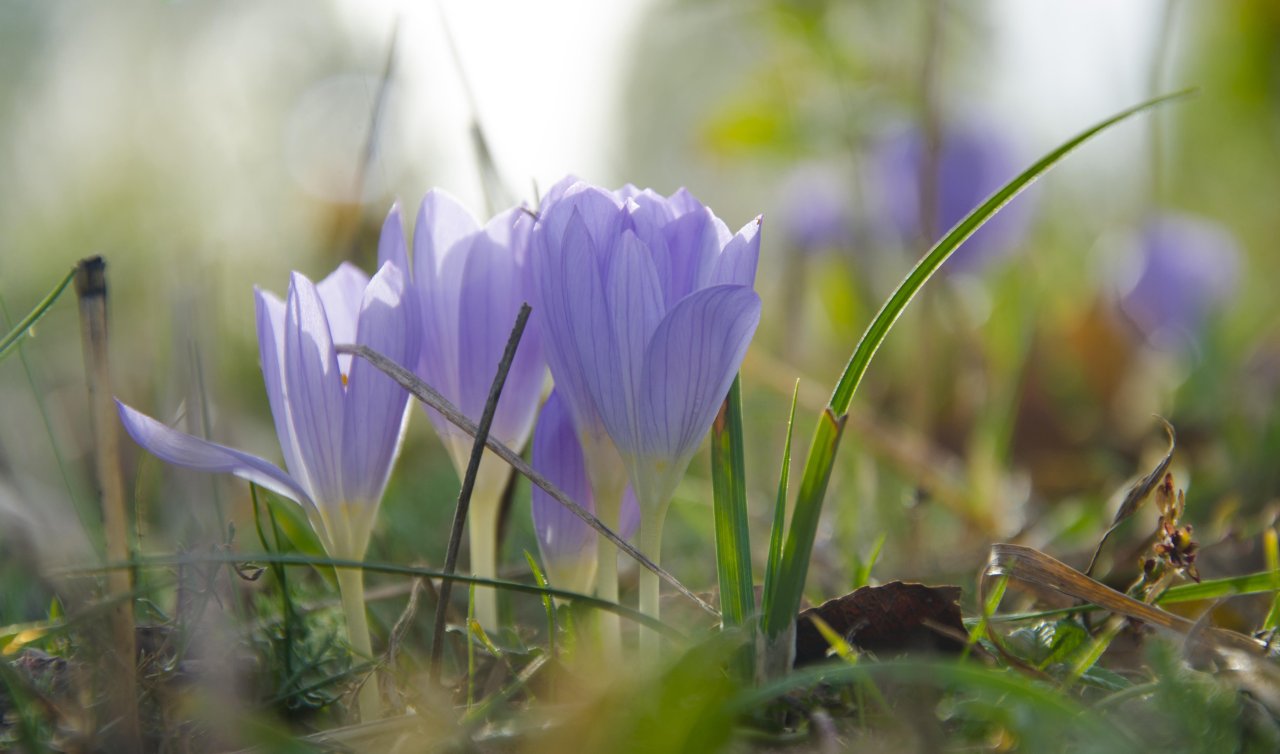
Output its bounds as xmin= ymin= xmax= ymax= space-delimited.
xmin=74 ymin=256 xmax=142 ymax=750
xmin=429 ymin=304 xmax=530 ymax=680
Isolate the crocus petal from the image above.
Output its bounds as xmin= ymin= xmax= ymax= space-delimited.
xmin=256 ymin=288 xmax=314 ymax=494
xmin=538 ymin=184 xmax=622 ymax=261
xmin=377 ymin=202 xmax=410 ymax=277
xmin=341 ymin=263 xmax=417 ymax=506
xmin=284 ymin=272 xmax=346 ymax=507
xmin=601 ymin=230 xmax=665 ymax=451
xmin=662 ymin=208 xmax=723 ymax=304
xmin=117 ymin=400 xmax=311 ymax=509
xmin=456 ymin=231 xmax=521 ymax=422
xmin=316 ymin=262 xmax=369 ymax=376
xmin=531 ymin=390 xmax=598 ymax=591
xmin=415 ymin=194 xmax=475 ymax=410
xmin=634 ymin=285 xmax=762 ymax=506
xmin=709 ymin=217 xmax=763 ymax=288
xmin=562 ymin=211 xmax=626 ymax=443
xmin=414 ymin=190 xmax=480 ymax=281
xmin=475 ymin=212 xmax=545 ymax=448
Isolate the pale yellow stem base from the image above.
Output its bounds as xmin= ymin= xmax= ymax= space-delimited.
xmin=638 ymin=517 xmax=665 ymax=661
xmin=336 ymin=567 xmax=381 ymax=722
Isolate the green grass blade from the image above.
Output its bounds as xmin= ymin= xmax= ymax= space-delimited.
xmin=760 ymin=380 xmax=799 ymax=622
xmin=710 ymin=375 xmax=754 ymax=628
xmin=1157 ymin=570 xmax=1279 ymax=605
xmin=762 ymin=90 xmax=1193 ymax=642
xmin=827 ymin=89 xmax=1193 ymax=415
xmin=62 ymin=551 xmax=681 ymax=637
xmin=761 ymin=409 xmax=846 ymax=639
xmin=524 ymin=550 xmax=557 ymax=658
xmin=0 ymin=266 xmax=76 ymax=362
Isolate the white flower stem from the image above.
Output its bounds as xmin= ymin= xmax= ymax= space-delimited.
xmin=593 ymin=487 xmax=623 ymax=656
xmin=469 ymin=489 xmax=501 ymax=632
xmin=336 ymin=567 xmax=381 ymax=722
xmin=639 ymin=515 xmax=665 ymax=661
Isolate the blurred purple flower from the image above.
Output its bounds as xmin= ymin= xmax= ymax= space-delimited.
xmin=1118 ymin=213 xmax=1241 ymax=350
xmin=869 ymin=122 xmax=1033 ymax=272
xmin=531 ymin=389 xmax=639 ymax=594
xmin=777 ymin=163 xmax=854 ymax=255
xmin=532 ymin=177 xmax=762 ymax=627
xmin=395 ymin=189 xmax=545 ymax=630
xmin=117 ymin=212 xmax=417 ymax=561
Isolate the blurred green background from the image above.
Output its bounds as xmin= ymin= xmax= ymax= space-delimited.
xmin=2 ymin=0 xmax=1279 ymax=629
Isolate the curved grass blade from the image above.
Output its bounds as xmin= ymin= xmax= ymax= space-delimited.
xmin=0 ymin=266 xmax=75 ymax=362
xmin=711 ymin=375 xmax=753 ymax=629
xmin=1158 ymin=569 xmax=1280 ymax=605
xmin=827 ymin=89 xmax=1193 ymax=415
xmin=762 ymin=90 xmax=1195 ymax=641
xmin=760 ymin=380 xmax=799 ymax=619
xmin=761 ymin=409 xmax=845 ymax=639
xmin=58 ymin=551 xmax=682 ymax=638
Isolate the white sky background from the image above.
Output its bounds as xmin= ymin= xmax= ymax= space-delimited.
xmin=339 ymin=0 xmax=1169 ymax=217
xmin=339 ymin=0 xmax=653 ymax=214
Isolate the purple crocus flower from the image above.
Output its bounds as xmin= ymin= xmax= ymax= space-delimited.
xmin=532 ymin=177 xmax=762 ymax=634
xmin=1118 ymin=213 xmax=1241 ymax=351
xmin=777 ymin=162 xmax=854 ymax=256
xmin=391 ymin=190 xmax=545 ymax=631
xmin=531 ymin=389 xmax=639 ymax=595
xmin=869 ymin=122 xmax=1033 ymax=272
xmin=116 ymin=206 xmax=417 ymax=720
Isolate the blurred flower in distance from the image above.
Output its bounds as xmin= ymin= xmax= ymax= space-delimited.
xmin=868 ymin=121 xmax=1034 ymax=273
xmin=1117 ymin=212 xmax=1241 ymax=352
xmin=777 ymin=162 xmax=854 ymax=256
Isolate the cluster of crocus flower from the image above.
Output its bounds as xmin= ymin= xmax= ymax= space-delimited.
xmin=531 ymin=178 xmax=762 ymax=649
xmin=118 ymin=177 xmax=762 ymax=706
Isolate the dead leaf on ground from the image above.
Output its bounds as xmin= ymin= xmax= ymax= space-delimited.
xmin=794 ymin=581 xmax=966 ymax=666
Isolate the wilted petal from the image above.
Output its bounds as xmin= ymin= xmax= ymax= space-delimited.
xmin=117 ymin=400 xmax=311 ymax=510
xmin=635 ymin=285 xmax=762 ymax=505
xmin=284 ymin=272 xmax=346 ymax=507
xmin=377 ymin=202 xmax=409 ymax=276
xmin=341 ymin=263 xmax=417 ymax=506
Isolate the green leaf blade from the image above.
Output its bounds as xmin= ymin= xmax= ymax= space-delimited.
xmin=710 ymin=375 xmax=754 ymax=629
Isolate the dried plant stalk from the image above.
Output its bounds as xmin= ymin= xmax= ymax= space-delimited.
xmin=75 ymin=256 xmax=141 ymax=749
